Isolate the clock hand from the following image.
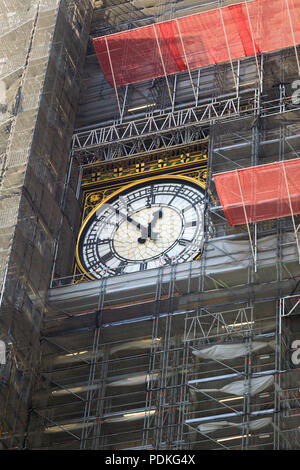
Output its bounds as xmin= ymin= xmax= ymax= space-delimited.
xmin=116 ymin=207 xmax=163 ymax=244
xmin=115 ymin=208 xmax=148 ymax=234
xmin=138 ymin=209 xmax=163 ymax=244
xmin=148 ymin=208 xmax=163 ymax=239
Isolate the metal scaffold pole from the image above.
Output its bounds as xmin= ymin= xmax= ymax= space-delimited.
xmin=80 ymin=277 xmax=107 ymax=449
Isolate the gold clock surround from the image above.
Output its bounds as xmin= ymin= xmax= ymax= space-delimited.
xmin=74 ymin=149 xmax=208 ymax=282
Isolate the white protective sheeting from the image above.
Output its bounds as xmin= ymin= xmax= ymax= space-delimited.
xmin=0 ymin=340 xmax=5 ymax=364
xmin=206 ymin=233 xmax=297 ymax=273
xmin=104 ymin=410 xmax=155 ymax=423
xmin=48 ymin=231 xmax=299 ymax=313
xmin=197 ymin=417 xmax=272 ymax=434
xmin=109 ymin=373 xmax=158 ymax=387
xmin=196 ymin=375 xmax=274 ymax=397
xmin=110 ymin=338 xmax=161 ymax=355
xmin=192 ymin=341 xmax=274 ymax=361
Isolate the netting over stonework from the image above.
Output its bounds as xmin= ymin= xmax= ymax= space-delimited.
xmin=213 ymin=158 xmax=300 ymax=226
xmin=93 ymin=0 xmax=300 ymax=87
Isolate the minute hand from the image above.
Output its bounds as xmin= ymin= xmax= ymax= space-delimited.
xmin=115 ymin=209 xmax=148 ymax=235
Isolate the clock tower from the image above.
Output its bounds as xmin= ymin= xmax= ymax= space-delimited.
xmin=2 ymin=0 xmax=299 ymax=452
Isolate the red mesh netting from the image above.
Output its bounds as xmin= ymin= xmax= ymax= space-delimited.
xmin=93 ymin=0 xmax=300 ymax=87
xmin=213 ymin=159 xmax=300 ymax=226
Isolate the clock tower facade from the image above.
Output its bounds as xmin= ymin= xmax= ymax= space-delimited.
xmin=1 ymin=0 xmax=300 ymax=452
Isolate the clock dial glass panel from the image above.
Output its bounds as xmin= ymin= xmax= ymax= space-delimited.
xmin=77 ymin=178 xmax=206 ymax=279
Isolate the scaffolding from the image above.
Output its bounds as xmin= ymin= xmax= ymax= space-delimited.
xmin=27 ymin=239 xmax=300 ymax=449
xmin=22 ymin=0 xmax=300 ymax=450
xmin=184 ymin=304 xmax=287 ymax=450
xmin=0 ymin=0 xmax=300 ymax=451
xmin=0 ymin=0 xmax=94 ymax=449
xmin=93 ymin=0 xmax=300 ymax=89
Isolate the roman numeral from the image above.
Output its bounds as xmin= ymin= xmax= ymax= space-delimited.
xmin=185 ymin=221 xmax=197 ymax=228
xmin=84 ymin=238 xmax=111 ymax=247
xmin=116 ymin=261 xmax=127 ymax=274
xmin=178 ymin=238 xmax=191 ymax=247
xmin=146 ymin=185 xmax=155 ymax=207
xmin=169 ymin=185 xmax=183 ymax=205
xmin=101 ymin=252 xmax=114 ymax=264
xmin=139 ymin=262 xmax=147 ymax=271
xmin=182 ymin=203 xmax=195 ymax=214
xmin=89 ymin=260 xmax=101 ymax=269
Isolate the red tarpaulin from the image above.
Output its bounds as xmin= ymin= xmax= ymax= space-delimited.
xmin=213 ymin=159 xmax=300 ymax=226
xmin=93 ymin=0 xmax=300 ymax=88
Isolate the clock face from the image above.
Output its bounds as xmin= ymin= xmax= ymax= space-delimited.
xmin=76 ymin=176 xmax=206 ymax=279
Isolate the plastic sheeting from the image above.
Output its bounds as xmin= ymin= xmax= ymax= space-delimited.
xmin=206 ymin=232 xmax=298 ymax=274
xmin=93 ymin=0 xmax=300 ymax=87
xmin=197 ymin=417 xmax=272 ymax=433
xmin=213 ymin=159 xmax=300 ymax=226
xmin=192 ymin=341 xmax=274 ymax=360
xmin=109 ymin=373 xmax=158 ymax=387
xmin=110 ymin=338 xmax=161 ymax=355
xmin=196 ymin=374 xmax=274 ymax=396
xmin=104 ymin=410 xmax=155 ymax=423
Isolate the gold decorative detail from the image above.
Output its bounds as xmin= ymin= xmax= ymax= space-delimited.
xmin=136 ymin=162 xmax=145 ymax=172
xmin=180 ymin=153 xmax=190 ymax=163
xmin=89 ymin=194 xmax=101 ymax=204
xmin=82 ymin=148 xmax=208 ymax=187
xmin=158 ymin=158 xmax=167 ymax=168
xmin=114 ymin=167 xmax=123 ymax=177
